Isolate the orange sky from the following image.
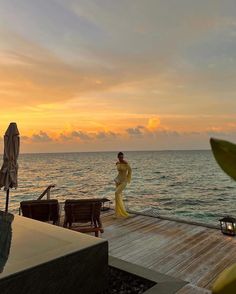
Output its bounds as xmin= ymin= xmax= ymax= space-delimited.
xmin=0 ymin=1 xmax=236 ymax=152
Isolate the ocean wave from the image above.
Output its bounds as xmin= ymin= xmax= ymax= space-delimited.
xmin=5 ymin=150 xmax=236 ymax=225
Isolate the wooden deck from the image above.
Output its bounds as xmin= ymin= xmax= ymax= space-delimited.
xmin=98 ymin=210 xmax=236 ymax=293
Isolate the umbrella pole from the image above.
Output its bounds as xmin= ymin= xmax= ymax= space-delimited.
xmin=5 ymin=189 xmax=10 ymax=213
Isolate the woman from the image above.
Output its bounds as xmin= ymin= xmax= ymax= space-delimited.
xmin=114 ymin=152 xmax=132 ymax=217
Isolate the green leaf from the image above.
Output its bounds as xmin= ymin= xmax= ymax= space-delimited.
xmin=210 ymin=138 xmax=236 ymax=182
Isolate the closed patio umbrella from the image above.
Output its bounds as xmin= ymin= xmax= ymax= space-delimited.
xmin=0 ymin=123 xmax=20 ymax=212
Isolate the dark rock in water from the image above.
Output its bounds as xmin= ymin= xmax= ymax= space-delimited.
xmin=99 ymin=266 xmax=156 ymax=294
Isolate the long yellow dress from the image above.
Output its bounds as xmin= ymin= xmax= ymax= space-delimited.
xmin=114 ymin=162 xmax=132 ymax=217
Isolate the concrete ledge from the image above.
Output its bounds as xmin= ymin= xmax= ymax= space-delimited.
xmin=0 ymin=214 xmax=109 ymax=294
xmin=109 ymin=256 xmax=187 ymax=294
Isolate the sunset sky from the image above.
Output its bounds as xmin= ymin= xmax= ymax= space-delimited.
xmin=0 ymin=0 xmax=236 ymax=153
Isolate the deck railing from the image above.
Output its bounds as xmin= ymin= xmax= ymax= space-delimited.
xmin=37 ymin=184 xmax=55 ymax=200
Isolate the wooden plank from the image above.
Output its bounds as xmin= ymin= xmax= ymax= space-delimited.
xmin=128 ymin=226 xmax=208 ymax=268
xmin=60 ymin=211 xmax=236 ymax=292
xmin=199 ymin=239 xmax=236 ymax=289
xmin=107 ymin=222 xmax=171 ymax=257
xmin=165 ymin=235 xmax=236 ymax=289
xmin=104 ymin=216 xmax=168 ymax=241
xmin=103 ymin=216 xmax=163 ymax=244
xmin=145 ymin=232 xmax=210 ymax=271
xmin=177 ymin=284 xmax=211 ymax=294
xmin=162 ymin=232 xmax=223 ymax=275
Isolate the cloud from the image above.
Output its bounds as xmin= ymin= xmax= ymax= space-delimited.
xmin=0 ymin=29 xmax=129 ymax=110
xmin=95 ymin=131 xmax=117 ymax=140
xmin=126 ymin=117 xmax=164 ymax=136
xmin=56 ymin=130 xmax=119 ymax=142
xmin=71 ymin=131 xmax=91 ymax=140
xmin=21 ymin=129 xmax=120 ymax=144
xmin=31 ymin=131 xmax=52 ymax=142
xmin=147 ymin=117 xmax=161 ymax=131
xmin=1 ymin=1 xmax=236 ymax=153
xmin=126 ymin=127 xmax=143 ymax=136
xmin=206 ymin=130 xmax=234 ymax=137
xmin=2 ymin=0 xmax=236 ymax=112
xmin=15 ymin=125 xmax=236 ymax=153
xmin=0 ymin=48 xmax=119 ymax=109
xmin=58 ymin=133 xmax=72 ymax=141
xmin=58 ymin=130 xmax=92 ymax=141
xmin=21 ymin=135 xmax=30 ymax=141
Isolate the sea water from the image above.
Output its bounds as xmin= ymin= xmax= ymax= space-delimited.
xmin=1 ymin=150 xmax=236 ymax=225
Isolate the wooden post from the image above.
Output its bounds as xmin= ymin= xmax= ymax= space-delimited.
xmin=46 ymin=188 xmax=50 ymax=200
xmin=5 ymin=189 xmax=10 ymax=213
xmin=37 ymin=185 xmax=55 ymax=200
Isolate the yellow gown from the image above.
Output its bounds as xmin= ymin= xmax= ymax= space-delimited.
xmin=114 ymin=162 xmax=132 ymax=217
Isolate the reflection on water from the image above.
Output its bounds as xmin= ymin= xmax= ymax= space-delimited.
xmin=0 ymin=212 xmax=14 ymax=273
xmin=1 ymin=150 xmax=236 ymax=225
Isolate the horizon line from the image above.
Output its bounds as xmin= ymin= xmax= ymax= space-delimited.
xmin=5 ymin=148 xmax=212 ymax=156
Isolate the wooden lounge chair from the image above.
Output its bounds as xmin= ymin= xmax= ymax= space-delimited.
xmin=63 ymin=199 xmax=104 ymax=237
xmin=20 ymin=199 xmax=59 ymax=225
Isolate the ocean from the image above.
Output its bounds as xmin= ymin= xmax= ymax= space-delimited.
xmin=1 ymin=150 xmax=236 ymax=225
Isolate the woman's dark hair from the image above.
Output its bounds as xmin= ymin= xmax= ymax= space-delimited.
xmin=117 ymin=152 xmax=124 ymax=157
